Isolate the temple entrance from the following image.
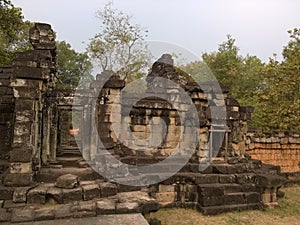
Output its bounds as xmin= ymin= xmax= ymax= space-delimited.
xmin=56 ymin=107 xmax=83 ymax=157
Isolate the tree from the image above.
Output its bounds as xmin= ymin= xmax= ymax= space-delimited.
xmin=202 ymin=35 xmax=245 ymax=92
xmin=190 ymin=35 xmax=264 ymax=104
xmin=56 ymin=41 xmax=94 ymax=88
xmin=87 ymin=1 xmax=151 ymax=82
xmin=184 ymin=35 xmax=265 ymax=128
xmin=256 ymin=28 xmax=300 ymax=131
xmin=0 ymin=0 xmax=32 ymax=65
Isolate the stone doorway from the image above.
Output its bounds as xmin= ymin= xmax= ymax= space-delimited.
xmin=56 ymin=107 xmax=83 ymax=157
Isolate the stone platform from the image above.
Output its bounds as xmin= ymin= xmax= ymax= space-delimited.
xmin=1 ymin=213 xmax=149 ymax=225
xmin=0 ymin=156 xmax=287 ymax=223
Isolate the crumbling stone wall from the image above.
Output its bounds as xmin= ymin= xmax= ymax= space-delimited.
xmin=0 ymin=66 xmax=15 ymax=182
xmin=246 ymin=131 xmax=300 ymax=173
xmin=93 ymin=54 xmax=254 ymax=163
xmin=2 ymin=23 xmax=57 ymax=186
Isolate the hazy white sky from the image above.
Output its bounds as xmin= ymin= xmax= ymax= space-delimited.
xmin=12 ymin=0 xmax=300 ymax=62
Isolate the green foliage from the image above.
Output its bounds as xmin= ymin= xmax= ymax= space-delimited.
xmin=202 ymin=35 xmax=264 ymax=102
xmin=56 ymin=41 xmax=94 ymax=88
xmin=181 ymin=60 xmax=215 ymax=83
xmin=255 ymin=28 xmax=300 ymax=131
xmin=197 ymin=31 xmax=300 ymax=132
xmin=87 ymin=1 xmax=151 ymax=82
xmin=185 ymin=35 xmax=264 ymax=109
xmin=182 ymin=32 xmax=299 ymax=132
xmin=0 ymin=0 xmax=32 ymax=65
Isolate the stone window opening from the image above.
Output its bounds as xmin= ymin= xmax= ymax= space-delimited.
xmin=208 ymin=125 xmax=231 ymax=162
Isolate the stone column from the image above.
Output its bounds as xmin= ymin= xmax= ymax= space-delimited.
xmin=4 ymin=23 xmax=56 ymax=186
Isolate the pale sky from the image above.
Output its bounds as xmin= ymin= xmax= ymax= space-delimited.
xmin=12 ymin=0 xmax=300 ymax=62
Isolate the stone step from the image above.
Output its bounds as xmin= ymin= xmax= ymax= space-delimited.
xmin=120 ymin=156 xmax=198 ymax=165
xmin=199 ymin=188 xmax=261 ymax=207
xmin=0 ymin=189 xmax=157 ymax=223
xmin=198 ymin=202 xmax=263 ymax=215
xmin=35 ymin=167 xmax=103 ymax=183
xmin=54 ymin=156 xmax=84 ymax=167
xmin=212 ymin=163 xmax=255 ymax=174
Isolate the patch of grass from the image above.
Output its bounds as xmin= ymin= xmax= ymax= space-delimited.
xmin=150 ymin=186 xmax=300 ymax=225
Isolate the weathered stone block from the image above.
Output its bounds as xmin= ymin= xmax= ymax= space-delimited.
xmin=62 ymin=187 xmax=83 ymax=203
xmin=96 ymin=199 xmax=116 ymax=215
xmin=54 ymin=204 xmax=73 ymax=219
xmin=47 ymin=186 xmax=63 ymax=204
xmin=99 ymin=182 xmax=117 ymax=197
xmin=222 ymin=184 xmax=241 ymax=194
xmin=14 ymin=109 xmax=35 ymax=123
xmin=13 ymin=49 xmax=53 ymax=62
xmin=140 ymin=200 xmax=159 ymax=213
xmin=236 ymin=174 xmax=255 ymax=184
xmin=158 ymin=184 xmax=175 ymax=192
xmin=219 ymin=174 xmax=236 ymax=183
xmin=213 ymin=164 xmax=235 ymax=174
xmin=223 ymin=193 xmax=245 ymax=205
xmin=155 ymin=192 xmax=176 ymax=205
xmin=82 ymin=184 xmax=101 ymax=201
xmin=199 ymin=195 xmax=224 ymax=207
xmin=235 ymin=163 xmax=250 ymax=173
xmin=13 ymin=66 xmax=51 ymax=80
xmin=27 ymin=186 xmax=47 ymax=204
xmin=73 ymin=210 xmax=97 ymax=218
xmin=13 ymin=86 xmax=41 ymax=99
xmin=116 ymin=202 xmax=139 ymax=214
xmin=255 ymin=174 xmax=287 ymax=188
xmin=11 ymin=208 xmax=34 ymax=223
xmin=116 ymin=191 xmax=158 ymax=213
xmin=245 ymin=192 xmax=261 ymax=204
xmin=13 ymin=60 xmax=38 ymax=68
xmin=78 ymin=201 xmax=96 ymax=212
xmin=198 ymin=184 xmax=225 ymax=197
xmin=34 ymin=208 xmax=55 ymax=221
xmin=242 ymin=184 xmax=258 ymax=192
xmin=55 ymin=174 xmax=79 ymax=189
xmin=9 ymin=148 xmax=32 ymax=162
xmin=13 ymin=187 xmax=31 ymax=203
xmin=0 ymin=208 xmax=11 ymax=222
xmin=0 ymin=186 xmax=13 ymax=200
xmin=10 ymin=162 xmax=32 ymax=174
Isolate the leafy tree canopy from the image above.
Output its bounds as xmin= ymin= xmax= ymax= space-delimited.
xmin=87 ymin=1 xmax=151 ymax=82
xmin=255 ymin=28 xmax=300 ymax=131
xmin=0 ymin=0 xmax=32 ymax=65
xmin=56 ymin=41 xmax=94 ymax=88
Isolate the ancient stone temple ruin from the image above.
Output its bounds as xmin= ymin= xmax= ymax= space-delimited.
xmin=0 ymin=23 xmax=287 ymax=223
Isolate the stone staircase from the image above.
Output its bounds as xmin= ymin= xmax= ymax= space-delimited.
xmin=0 ymin=154 xmax=287 ymax=223
xmin=117 ymin=156 xmax=285 ymax=215
xmin=36 ymin=153 xmax=102 ymax=183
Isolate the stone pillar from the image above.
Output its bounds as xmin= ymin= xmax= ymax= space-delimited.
xmin=4 ymin=23 xmax=56 ymax=186
xmin=91 ymin=71 xmax=125 ymax=153
xmin=49 ymin=106 xmax=58 ymax=161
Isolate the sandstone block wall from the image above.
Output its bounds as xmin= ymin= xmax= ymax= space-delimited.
xmin=1 ymin=23 xmax=57 ymax=186
xmin=92 ymin=55 xmax=254 ymax=163
xmin=246 ymin=131 xmax=300 ymax=173
xmin=0 ymin=66 xmax=15 ymax=182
